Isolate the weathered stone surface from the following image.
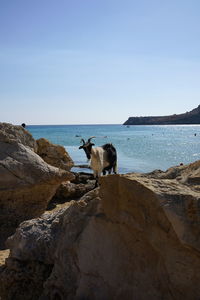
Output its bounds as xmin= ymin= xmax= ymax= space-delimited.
xmin=148 ymin=159 xmax=200 ymax=187
xmin=53 ymin=180 xmax=95 ymax=202
xmin=1 ymin=160 xmax=200 ymax=299
xmin=0 ymin=124 xmax=74 ymax=247
xmin=52 ymin=172 xmax=95 ymax=204
xmin=36 ymin=138 xmax=74 ymax=171
xmin=0 ymin=258 xmax=53 ymax=300
xmin=0 ymin=189 xmax=99 ymax=299
xmin=0 ymin=122 xmax=37 ymax=151
xmin=71 ymin=172 xmax=94 ymax=184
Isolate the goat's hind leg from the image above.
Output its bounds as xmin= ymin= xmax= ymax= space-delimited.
xmin=113 ymin=162 xmax=117 ymax=174
xmin=102 ymin=169 xmax=106 ymax=175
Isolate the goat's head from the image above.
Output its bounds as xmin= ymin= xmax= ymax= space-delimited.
xmin=79 ymin=137 xmax=95 ymax=160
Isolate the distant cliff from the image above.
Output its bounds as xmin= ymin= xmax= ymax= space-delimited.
xmin=124 ymin=105 xmax=200 ymax=125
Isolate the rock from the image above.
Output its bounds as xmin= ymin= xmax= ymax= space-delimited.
xmin=0 ymin=189 xmax=99 ymax=300
xmin=0 ymin=122 xmax=37 ymax=151
xmin=2 ymin=161 xmax=200 ymax=299
xmin=71 ymin=172 xmax=94 ymax=184
xmin=36 ymin=138 xmax=74 ymax=171
xmin=147 ymin=159 xmax=200 ymax=186
xmin=52 ymin=172 xmax=95 ymax=204
xmin=53 ymin=180 xmax=95 ymax=202
xmin=0 ymin=123 xmax=74 ymax=248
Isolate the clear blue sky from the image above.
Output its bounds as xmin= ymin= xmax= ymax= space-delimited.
xmin=0 ymin=0 xmax=200 ymax=124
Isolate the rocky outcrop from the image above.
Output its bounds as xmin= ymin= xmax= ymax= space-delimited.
xmin=53 ymin=181 xmax=95 ymax=202
xmin=0 ymin=122 xmax=37 ymax=151
xmin=0 ymin=189 xmax=99 ymax=300
xmin=52 ymin=172 xmax=95 ymax=203
xmin=1 ymin=160 xmax=200 ymax=299
xmin=36 ymin=138 xmax=74 ymax=171
xmin=148 ymin=159 xmax=200 ymax=186
xmin=0 ymin=123 xmax=74 ymax=248
xmin=124 ymin=105 xmax=200 ymax=125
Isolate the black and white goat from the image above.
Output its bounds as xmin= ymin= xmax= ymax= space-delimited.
xmin=79 ymin=137 xmax=117 ymax=185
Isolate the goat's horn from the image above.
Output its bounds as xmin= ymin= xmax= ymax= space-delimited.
xmin=88 ymin=136 xmax=96 ymax=142
xmin=80 ymin=138 xmax=85 ymax=144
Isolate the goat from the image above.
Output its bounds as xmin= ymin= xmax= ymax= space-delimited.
xmin=79 ymin=137 xmax=117 ymax=186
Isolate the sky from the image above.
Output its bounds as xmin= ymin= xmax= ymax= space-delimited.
xmin=0 ymin=0 xmax=200 ymax=125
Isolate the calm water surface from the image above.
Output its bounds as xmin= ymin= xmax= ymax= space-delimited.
xmin=28 ymin=124 xmax=200 ymax=173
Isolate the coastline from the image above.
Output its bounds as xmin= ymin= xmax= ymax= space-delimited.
xmin=28 ymin=124 xmax=200 ymax=174
xmin=1 ymin=122 xmax=200 ymax=299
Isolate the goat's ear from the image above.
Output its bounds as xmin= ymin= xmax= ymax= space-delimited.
xmin=91 ymin=143 xmax=95 ymax=146
xmin=79 ymin=145 xmax=83 ymax=149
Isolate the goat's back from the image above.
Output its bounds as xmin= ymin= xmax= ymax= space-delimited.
xmin=102 ymin=143 xmax=117 ymax=164
xmin=90 ymin=147 xmax=109 ymax=172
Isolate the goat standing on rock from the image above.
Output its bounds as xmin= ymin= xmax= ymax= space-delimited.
xmin=79 ymin=137 xmax=117 ymax=186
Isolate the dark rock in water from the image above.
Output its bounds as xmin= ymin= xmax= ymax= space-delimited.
xmin=124 ymin=105 xmax=200 ymax=125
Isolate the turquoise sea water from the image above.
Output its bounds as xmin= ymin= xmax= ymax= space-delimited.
xmin=28 ymin=124 xmax=200 ymax=174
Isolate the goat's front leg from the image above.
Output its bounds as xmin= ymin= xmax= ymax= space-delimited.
xmin=93 ymin=171 xmax=99 ymax=187
xmin=95 ymin=176 xmax=99 ymax=188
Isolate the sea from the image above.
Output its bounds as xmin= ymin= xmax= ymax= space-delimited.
xmin=27 ymin=124 xmax=200 ymax=174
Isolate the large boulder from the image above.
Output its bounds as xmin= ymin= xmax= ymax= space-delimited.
xmin=36 ymin=138 xmax=74 ymax=171
xmin=1 ymin=160 xmax=200 ymax=299
xmin=0 ymin=122 xmax=37 ymax=151
xmin=0 ymin=123 xmax=74 ymax=247
xmin=0 ymin=189 xmax=99 ymax=300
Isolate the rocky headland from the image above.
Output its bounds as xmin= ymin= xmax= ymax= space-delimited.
xmin=124 ymin=105 xmax=200 ymax=125
xmin=1 ymin=122 xmax=200 ymax=299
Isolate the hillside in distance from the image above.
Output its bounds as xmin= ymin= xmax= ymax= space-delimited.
xmin=124 ymin=105 xmax=200 ymax=125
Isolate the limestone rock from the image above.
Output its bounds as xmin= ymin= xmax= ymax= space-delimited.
xmin=53 ymin=180 xmax=95 ymax=202
xmin=52 ymin=172 xmax=95 ymax=203
xmin=36 ymin=138 xmax=74 ymax=171
xmin=0 ymin=189 xmax=99 ymax=299
xmin=148 ymin=159 xmax=200 ymax=186
xmin=0 ymin=124 xmax=74 ymax=247
xmin=1 ymin=161 xmax=200 ymax=299
xmin=71 ymin=172 xmax=94 ymax=184
xmin=0 ymin=122 xmax=37 ymax=151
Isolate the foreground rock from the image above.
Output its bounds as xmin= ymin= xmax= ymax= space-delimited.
xmin=1 ymin=160 xmax=200 ymax=299
xmin=0 ymin=189 xmax=99 ymax=300
xmin=0 ymin=123 xmax=74 ymax=248
xmin=36 ymin=138 xmax=74 ymax=171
